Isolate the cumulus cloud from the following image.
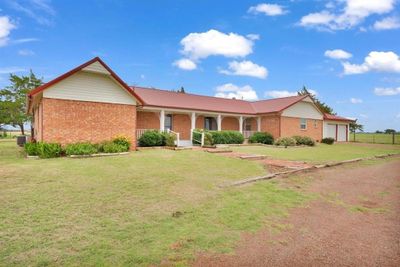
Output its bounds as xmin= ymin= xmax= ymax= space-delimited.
xmin=374 ymin=87 xmax=400 ymax=96
xmin=215 ymin=83 xmax=258 ymax=101
xmin=265 ymin=89 xmax=318 ymax=98
xmin=350 ymin=98 xmax=363 ymax=104
xmin=325 ymin=49 xmax=353 ymax=60
xmin=299 ymin=0 xmax=396 ymax=31
xmin=0 ymin=16 xmax=16 ymax=47
xmin=343 ymin=51 xmax=400 ymax=75
xmin=373 ymin=16 xmax=400 ymax=30
xmin=219 ymin=60 xmax=268 ymax=79
xmin=179 ymin=29 xmax=254 ymax=60
xmin=248 ymin=3 xmax=287 ymax=16
xmin=173 ymin=58 xmax=197 ymax=70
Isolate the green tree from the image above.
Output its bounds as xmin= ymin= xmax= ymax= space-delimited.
xmin=349 ymin=121 xmax=363 ymax=142
xmin=0 ymin=71 xmax=43 ymax=135
xmin=177 ymin=86 xmax=185 ymax=93
xmin=298 ymin=86 xmax=335 ymax=115
xmin=384 ymin=129 xmax=396 ymax=134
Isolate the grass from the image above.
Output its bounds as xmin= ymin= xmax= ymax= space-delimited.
xmin=350 ymin=133 xmax=400 ymax=144
xmin=230 ymin=143 xmax=400 ymax=164
xmin=0 ymin=140 xmax=311 ymax=266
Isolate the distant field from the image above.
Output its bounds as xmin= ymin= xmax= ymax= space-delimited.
xmin=350 ymin=133 xmax=399 ymax=145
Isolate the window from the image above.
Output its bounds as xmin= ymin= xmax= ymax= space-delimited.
xmin=300 ymin=118 xmax=307 ymax=130
xmin=164 ymin=114 xmax=172 ymax=131
xmin=204 ymin=117 xmax=217 ymax=130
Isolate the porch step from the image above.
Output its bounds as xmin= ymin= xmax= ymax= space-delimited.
xmin=178 ymin=140 xmax=193 ymax=147
xmin=206 ymin=149 xmax=233 ymax=153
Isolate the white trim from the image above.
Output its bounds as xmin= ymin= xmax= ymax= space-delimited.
xmin=139 ymin=106 xmax=256 ymax=118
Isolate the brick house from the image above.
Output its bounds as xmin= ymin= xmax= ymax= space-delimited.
xmin=27 ymin=57 xmax=354 ymax=149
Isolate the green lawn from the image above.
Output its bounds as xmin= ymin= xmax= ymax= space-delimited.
xmin=350 ymin=133 xmax=400 ymax=144
xmin=0 ymin=141 xmax=310 ymax=266
xmin=230 ymin=143 xmax=400 ymax=164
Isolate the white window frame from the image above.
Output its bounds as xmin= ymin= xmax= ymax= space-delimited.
xmin=300 ymin=118 xmax=307 ymax=130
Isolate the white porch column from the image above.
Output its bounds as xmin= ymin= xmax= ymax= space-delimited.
xmin=257 ymin=116 xmax=261 ymax=132
xmin=239 ymin=116 xmax=243 ymax=133
xmin=160 ymin=109 xmax=165 ymax=131
xmin=190 ymin=112 xmax=196 ymax=140
xmin=217 ymin=114 xmax=222 ymax=131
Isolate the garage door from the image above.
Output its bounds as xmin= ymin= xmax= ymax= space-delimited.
xmin=337 ymin=125 xmax=347 ymax=141
xmin=326 ymin=124 xmax=336 ymax=139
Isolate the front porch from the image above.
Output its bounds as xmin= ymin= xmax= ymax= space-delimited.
xmin=136 ymin=108 xmax=261 ymax=146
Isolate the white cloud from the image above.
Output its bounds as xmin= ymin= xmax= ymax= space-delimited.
xmin=12 ymin=38 xmax=39 ymax=44
xmin=0 ymin=67 xmax=26 ymax=74
xmin=0 ymin=16 xmax=16 ymax=47
xmin=359 ymin=114 xmax=368 ymax=118
xmin=374 ymin=87 xmax=400 ymax=96
xmin=373 ymin=16 xmax=400 ymax=30
xmin=8 ymin=0 xmax=56 ymax=26
xmin=179 ymin=29 xmax=255 ymax=60
xmin=265 ymin=90 xmax=297 ymax=98
xmin=350 ymin=98 xmax=363 ymax=104
xmin=248 ymin=3 xmax=287 ymax=16
xmin=325 ymin=49 xmax=353 ymax=60
xmin=18 ymin=49 xmax=34 ymax=56
xmin=215 ymin=83 xmax=258 ymax=101
xmin=246 ymin=34 xmax=260 ymax=40
xmin=219 ymin=60 xmax=268 ymax=79
xmin=343 ymin=51 xmax=400 ymax=75
xmin=299 ymin=0 xmax=396 ymax=31
xmin=173 ymin=58 xmax=197 ymax=70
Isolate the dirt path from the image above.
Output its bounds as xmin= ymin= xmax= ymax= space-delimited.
xmin=192 ymin=158 xmax=400 ymax=267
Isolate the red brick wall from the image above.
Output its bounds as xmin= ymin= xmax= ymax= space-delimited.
xmin=260 ymin=114 xmax=281 ymax=138
xmin=41 ymin=98 xmax=137 ymax=149
xmin=280 ymin=116 xmax=323 ymax=141
xmin=243 ymin=117 xmax=257 ymax=131
xmin=172 ymin=114 xmax=191 ymax=139
xmin=196 ymin=115 xmax=205 ymax=129
xmin=221 ymin=116 xmax=239 ymax=130
xmin=137 ymin=111 xmax=159 ymax=129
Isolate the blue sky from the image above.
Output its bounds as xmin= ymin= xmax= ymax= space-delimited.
xmin=0 ymin=0 xmax=400 ymax=131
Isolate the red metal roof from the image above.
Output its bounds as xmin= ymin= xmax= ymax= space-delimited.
xmin=133 ymin=87 xmax=309 ymax=115
xmin=324 ymin=113 xmax=355 ymax=122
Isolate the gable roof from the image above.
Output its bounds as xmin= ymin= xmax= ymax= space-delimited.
xmin=27 ymin=57 xmax=143 ymax=103
xmin=324 ymin=113 xmax=355 ymax=122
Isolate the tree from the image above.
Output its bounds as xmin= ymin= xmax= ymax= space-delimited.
xmin=349 ymin=122 xmax=363 ymax=133
xmin=177 ymin=86 xmax=185 ymax=93
xmin=0 ymin=71 xmax=43 ymax=135
xmin=298 ymin=86 xmax=335 ymax=115
xmin=375 ymin=130 xmax=383 ymax=134
xmin=384 ymin=129 xmax=396 ymax=134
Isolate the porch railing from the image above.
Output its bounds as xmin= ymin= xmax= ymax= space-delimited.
xmin=243 ymin=130 xmax=256 ymax=139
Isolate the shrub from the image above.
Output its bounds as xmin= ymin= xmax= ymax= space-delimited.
xmin=321 ymin=137 xmax=335 ymax=145
xmin=204 ymin=132 xmax=213 ymax=146
xmin=248 ymin=132 xmax=274 ymax=145
xmin=36 ymin=142 xmax=63 ymax=158
xmin=274 ymin=137 xmax=296 ymax=147
xmin=162 ymin=132 xmax=176 ymax=147
xmin=65 ymin=143 xmax=98 ymax=156
xmin=112 ymin=135 xmax=131 ymax=150
xmin=138 ymin=130 xmax=165 ymax=147
xmin=24 ymin=142 xmax=38 ymax=156
xmin=292 ymin=135 xmax=316 ymax=146
xmin=101 ymin=142 xmax=128 ymax=153
xmin=210 ymin=131 xmax=244 ymax=144
xmin=191 ymin=129 xmax=213 ymax=146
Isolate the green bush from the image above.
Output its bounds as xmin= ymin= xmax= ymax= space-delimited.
xmin=191 ymin=129 xmax=213 ymax=146
xmin=292 ymin=135 xmax=316 ymax=146
xmin=321 ymin=137 xmax=335 ymax=145
xmin=101 ymin=142 xmax=128 ymax=153
xmin=65 ymin=143 xmax=98 ymax=156
xmin=24 ymin=142 xmax=38 ymax=156
xmin=204 ymin=132 xmax=213 ymax=146
xmin=210 ymin=131 xmax=244 ymax=144
xmin=138 ymin=130 xmax=165 ymax=147
xmin=162 ymin=132 xmax=176 ymax=147
xmin=112 ymin=135 xmax=131 ymax=150
xmin=248 ymin=132 xmax=274 ymax=145
xmin=35 ymin=142 xmax=63 ymax=158
xmin=274 ymin=137 xmax=296 ymax=147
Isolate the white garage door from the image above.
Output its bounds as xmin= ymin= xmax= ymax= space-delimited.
xmin=326 ymin=124 xmax=336 ymax=139
xmin=337 ymin=125 xmax=347 ymax=141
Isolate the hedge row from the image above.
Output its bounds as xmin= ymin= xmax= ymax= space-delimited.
xmin=138 ymin=130 xmax=176 ymax=147
xmin=192 ymin=130 xmax=244 ymax=145
xmin=274 ymin=135 xmax=316 ymax=147
xmin=24 ymin=136 xmax=131 ymax=158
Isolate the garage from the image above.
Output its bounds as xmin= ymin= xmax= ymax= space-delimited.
xmin=323 ymin=114 xmax=354 ymax=142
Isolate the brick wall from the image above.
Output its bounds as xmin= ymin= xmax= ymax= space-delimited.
xmin=137 ymin=111 xmax=159 ymax=129
xmin=221 ymin=116 xmax=239 ymax=130
xmin=41 ymin=98 xmax=137 ymax=149
xmin=172 ymin=114 xmax=191 ymax=139
xmin=280 ymin=116 xmax=323 ymax=141
xmin=260 ymin=114 xmax=281 ymax=138
xmin=196 ymin=115 xmax=205 ymax=129
xmin=244 ymin=117 xmax=257 ymax=131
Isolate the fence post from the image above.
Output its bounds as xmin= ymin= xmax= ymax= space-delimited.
xmin=201 ymin=132 xmax=205 ymax=147
xmin=393 ymin=132 xmax=395 ymax=145
xmin=373 ymin=135 xmax=375 ymax=143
